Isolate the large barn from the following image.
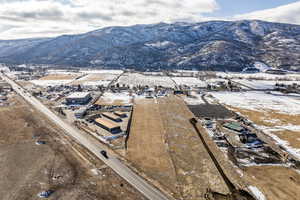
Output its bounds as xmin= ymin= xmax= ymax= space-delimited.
xmin=66 ymin=92 xmax=91 ymax=105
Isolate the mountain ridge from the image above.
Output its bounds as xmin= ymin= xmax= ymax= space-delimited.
xmin=0 ymin=20 xmax=299 ymax=71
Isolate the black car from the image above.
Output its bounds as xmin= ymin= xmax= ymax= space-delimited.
xmin=100 ymin=150 xmax=109 ymax=159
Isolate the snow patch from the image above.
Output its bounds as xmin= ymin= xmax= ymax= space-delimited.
xmin=30 ymin=80 xmax=73 ymax=87
xmin=248 ymin=186 xmax=266 ymax=200
xmin=254 ymin=62 xmax=271 ymax=72
xmin=211 ymin=91 xmax=300 ymax=115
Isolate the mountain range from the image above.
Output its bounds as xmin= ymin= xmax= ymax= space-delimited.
xmin=0 ymin=20 xmax=299 ymax=71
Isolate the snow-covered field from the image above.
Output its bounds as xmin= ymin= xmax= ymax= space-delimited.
xmin=82 ymin=80 xmax=111 ymax=87
xmin=97 ymin=92 xmax=133 ymax=105
xmin=80 ymin=69 xmax=123 ymax=74
xmin=257 ymin=125 xmax=300 ymax=160
xmin=118 ymin=73 xmax=176 ymax=88
xmin=233 ymin=79 xmax=276 ymax=90
xmin=47 ymin=70 xmax=81 ymax=75
xmin=74 ymin=73 xmax=117 ymax=86
xmin=233 ymin=79 xmax=300 ymax=90
xmin=211 ymin=91 xmax=300 ymax=114
xmin=172 ymin=77 xmax=207 ymax=87
xmin=217 ymin=72 xmax=300 ymax=81
xmin=248 ymin=186 xmax=266 ymax=200
xmin=183 ymin=92 xmax=206 ymax=105
xmin=30 ymin=79 xmax=74 ymax=86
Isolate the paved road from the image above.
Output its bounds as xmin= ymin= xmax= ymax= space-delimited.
xmin=1 ymin=73 xmax=170 ymax=200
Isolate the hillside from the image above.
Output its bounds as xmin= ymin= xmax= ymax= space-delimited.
xmin=0 ymin=20 xmax=299 ymax=71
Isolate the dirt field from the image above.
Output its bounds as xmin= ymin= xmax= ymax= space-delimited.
xmin=243 ymin=166 xmax=300 ymax=200
xmin=40 ymin=74 xmax=79 ymax=80
xmin=126 ymin=99 xmax=178 ymax=196
xmin=71 ymin=73 xmax=117 ymax=85
xmin=0 ymin=95 xmax=145 ymax=200
xmin=226 ymin=106 xmax=300 ymax=200
xmin=231 ymin=107 xmax=300 ymax=151
xmin=127 ymin=96 xmax=231 ymax=199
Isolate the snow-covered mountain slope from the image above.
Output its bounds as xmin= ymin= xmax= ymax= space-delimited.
xmin=0 ymin=20 xmax=299 ymax=71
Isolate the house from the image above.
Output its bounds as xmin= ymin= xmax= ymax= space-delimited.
xmin=74 ymin=108 xmax=87 ymax=119
xmin=66 ymin=92 xmax=91 ymax=105
xmin=94 ymin=118 xmax=122 ymax=134
xmin=223 ymin=122 xmax=245 ymax=133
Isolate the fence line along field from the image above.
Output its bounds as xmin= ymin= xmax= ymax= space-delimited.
xmin=127 ymin=96 xmax=231 ymax=200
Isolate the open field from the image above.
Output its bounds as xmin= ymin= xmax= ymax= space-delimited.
xmin=40 ymin=74 xmax=79 ymax=80
xmin=71 ymin=73 xmax=118 ymax=86
xmin=80 ymin=70 xmax=123 ymax=75
xmin=171 ymin=77 xmax=207 ymax=87
xmin=0 ymin=95 xmax=145 ymax=200
xmin=158 ymin=97 xmax=231 ymax=199
xmin=95 ymin=92 xmax=133 ymax=106
xmin=209 ymin=92 xmax=300 ymax=200
xmin=211 ymin=91 xmax=300 ymax=115
xmin=127 ymin=98 xmax=177 ymax=196
xmin=216 ymin=72 xmax=300 ymax=81
xmin=243 ymin=166 xmax=300 ymax=200
xmin=127 ymin=96 xmax=232 ymax=199
xmin=118 ymin=73 xmax=176 ymax=88
xmin=230 ymin=107 xmax=300 ymax=159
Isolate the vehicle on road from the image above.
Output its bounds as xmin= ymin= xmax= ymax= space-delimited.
xmin=101 ymin=150 xmax=109 ymax=159
xmin=38 ymin=190 xmax=54 ymax=198
xmin=35 ymin=140 xmax=46 ymax=145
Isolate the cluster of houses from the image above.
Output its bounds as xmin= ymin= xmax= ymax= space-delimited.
xmin=222 ymin=120 xmax=263 ymax=148
xmin=207 ymin=80 xmax=242 ymax=92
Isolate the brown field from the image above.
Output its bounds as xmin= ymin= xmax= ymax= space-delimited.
xmin=127 ymin=99 xmax=178 ymax=196
xmin=71 ymin=73 xmax=117 ymax=85
xmin=0 ymin=95 xmax=145 ymax=200
xmin=40 ymin=74 xmax=79 ymax=80
xmin=230 ymin=107 xmax=300 ymax=150
xmin=84 ymin=73 xmax=116 ymax=81
xmin=127 ymin=96 xmax=231 ymax=199
xmin=243 ymin=166 xmax=300 ymax=200
xmin=227 ymin=106 xmax=300 ymax=200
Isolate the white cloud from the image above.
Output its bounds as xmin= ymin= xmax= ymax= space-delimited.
xmin=0 ymin=0 xmax=218 ymax=39
xmin=1 ymin=1 xmax=299 ymax=40
xmin=234 ymin=1 xmax=300 ymax=25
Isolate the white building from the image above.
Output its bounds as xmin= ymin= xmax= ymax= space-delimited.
xmin=66 ymin=92 xmax=91 ymax=105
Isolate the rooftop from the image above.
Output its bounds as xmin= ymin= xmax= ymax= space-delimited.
xmin=102 ymin=112 xmax=121 ymax=120
xmin=223 ymin=122 xmax=244 ymax=132
xmin=67 ymin=92 xmax=90 ymax=99
xmin=95 ymin=118 xmax=120 ymax=129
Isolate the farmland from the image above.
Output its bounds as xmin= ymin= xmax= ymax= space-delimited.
xmin=2 ymin=67 xmax=300 ymax=200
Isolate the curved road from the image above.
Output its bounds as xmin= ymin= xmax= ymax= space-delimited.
xmin=1 ymin=73 xmax=170 ymax=200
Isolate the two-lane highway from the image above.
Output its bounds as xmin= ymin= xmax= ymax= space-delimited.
xmin=1 ymin=73 xmax=170 ymax=200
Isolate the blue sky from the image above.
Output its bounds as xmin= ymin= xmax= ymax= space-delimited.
xmin=209 ymin=0 xmax=299 ymax=17
xmin=0 ymin=0 xmax=300 ymax=39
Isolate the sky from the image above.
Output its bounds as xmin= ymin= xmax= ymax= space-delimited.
xmin=0 ymin=0 xmax=300 ymax=40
